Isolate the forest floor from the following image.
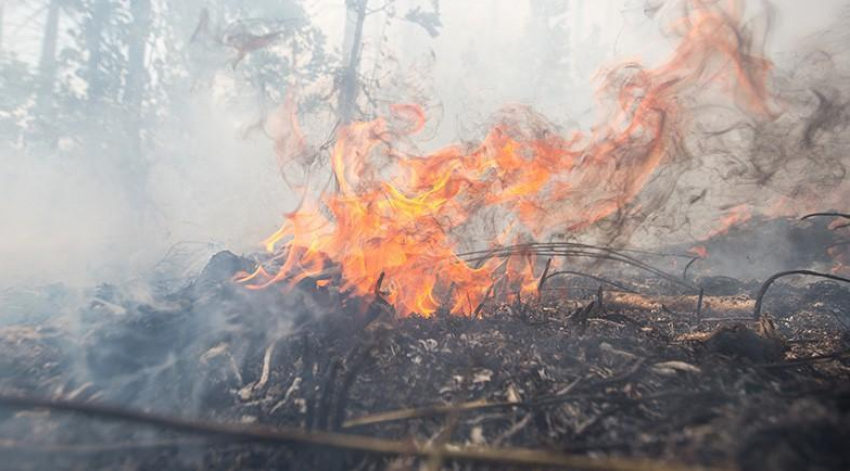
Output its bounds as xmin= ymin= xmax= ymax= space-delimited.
xmin=1 ymin=221 xmax=850 ymax=470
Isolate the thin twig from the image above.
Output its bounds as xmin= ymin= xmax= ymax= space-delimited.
xmin=0 ymin=394 xmax=710 ymax=471
xmin=696 ymin=288 xmax=704 ymax=321
xmin=458 ymin=242 xmax=697 ymax=291
xmin=493 ymin=414 xmax=533 ymax=447
xmin=240 ymin=339 xmax=278 ymax=399
xmin=473 ymin=282 xmax=496 ymax=317
xmin=596 ymin=285 xmax=605 ymax=311
xmin=344 ymin=387 xmax=723 ymax=431
xmin=374 ymin=271 xmax=385 ymax=297
xmin=345 ymin=360 xmax=648 ymax=428
xmin=700 ymin=317 xmax=756 ymax=322
xmin=753 ymin=270 xmax=850 ymax=320
xmin=683 ymin=257 xmax=699 ymax=280
xmin=757 ymin=349 xmax=850 ymax=369
xmin=344 ymin=399 xmax=496 ymax=428
xmin=800 ymin=212 xmax=850 ymax=221
xmin=537 ymin=258 xmax=553 ymax=299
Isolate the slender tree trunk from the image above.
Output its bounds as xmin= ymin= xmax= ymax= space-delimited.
xmin=86 ymin=0 xmax=110 ymax=103
xmin=122 ymin=0 xmax=152 ymax=216
xmin=37 ymin=0 xmax=61 ymax=101
xmin=337 ymin=0 xmax=368 ymax=124
xmin=125 ymin=0 xmax=151 ymax=152
xmin=0 ymin=0 xmax=6 ymax=54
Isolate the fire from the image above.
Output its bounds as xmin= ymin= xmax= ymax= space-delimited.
xmin=239 ymin=0 xmax=775 ymax=317
xmin=689 ymin=245 xmax=708 ymax=259
xmin=700 ymin=204 xmax=753 ymax=240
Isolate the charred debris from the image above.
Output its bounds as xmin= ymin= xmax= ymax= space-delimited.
xmin=1 ymin=215 xmax=849 ymax=471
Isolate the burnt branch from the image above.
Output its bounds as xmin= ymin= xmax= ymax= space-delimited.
xmin=459 ymin=242 xmax=698 ymax=293
xmin=800 ymin=212 xmax=850 ymax=221
xmin=0 ymin=394 xmax=706 ymax=471
xmin=683 ymin=257 xmax=700 ymax=280
xmin=757 ymin=349 xmax=850 ymax=369
xmin=537 ymin=258 xmax=553 ymax=298
xmin=753 ymin=269 xmax=850 ymax=320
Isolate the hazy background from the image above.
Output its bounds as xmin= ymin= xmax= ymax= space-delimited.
xmin=1 ymin=0 xmax=848 ymax=288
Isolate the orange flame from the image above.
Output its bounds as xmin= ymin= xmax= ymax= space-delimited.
xmin=700 ymin=204 xmax=753 ymax=240
xmin=240 ymin=0 xmax=775 ymax=317
xmin=689 ymin=245 xmax=709 ymax=259
xmin=828 ymin=246 xmax=850 ymax=276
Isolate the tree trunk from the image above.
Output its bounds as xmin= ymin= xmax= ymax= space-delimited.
xmin=85 ymin=0 xmax=110 ymax=103
xmin=0 ymin=0 xmax=6 ymax=54
xmin=337 ymin=0 xmax=368 ymax=124
xmin=125 ymin=0 xmax=151 ymax=153
xmin=37 ymin=0 xmax=61 ymax=102
xmin=122 ymin=0 xmax=152 ymax=217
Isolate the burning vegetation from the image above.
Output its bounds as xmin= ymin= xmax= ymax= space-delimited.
xmin=1 ymin=0 xmax=850 ymax=470
xmin=238 ymin=1 xmax=776 ymax=317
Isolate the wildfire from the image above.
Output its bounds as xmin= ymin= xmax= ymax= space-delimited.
xmin=239 ymin=0 xmax=775 ymax=317
xmin=700 ymin=204 xmax=753 ymax=240
xmin=689 ymin=245 xmax=709 ymax=259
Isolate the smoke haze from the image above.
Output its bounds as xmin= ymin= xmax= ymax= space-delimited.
xmin=1 ymin=0 xmax=848 ymax=289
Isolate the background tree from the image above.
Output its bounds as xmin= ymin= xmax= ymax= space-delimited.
xmin=337 ymin=0 xmax=441 ymax=124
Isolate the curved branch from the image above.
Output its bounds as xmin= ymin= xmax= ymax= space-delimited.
xmin=800 ymin=212 xmax=850 ymax=221
xmin=458 ymin=243 xmax=698 ymax=293
xmin=682 ymin=257 xmax=699 ymax=280
xmin=753 ymin=270 xmax=850 ymax=320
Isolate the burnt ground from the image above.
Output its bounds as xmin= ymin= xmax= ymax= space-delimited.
xmin=1 ymin=238 xmax=850 ymax=470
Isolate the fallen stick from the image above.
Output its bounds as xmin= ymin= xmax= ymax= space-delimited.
xmin=346 ymin=360 xmax=649 ymax=428
xmin=0 ymin=393 xmax=718 ymax=471
xmin=800 ymin=212 xmax=850 ymax=221
xmin=752 ymin=270 xmax=850 ymax=320
xmin=344 ymin=389 xmax=725 ymax=430
xmin=757 ymin=349 xmax=850 ymax=369
xmin=699 ymin=317 xmax=755 ymax=322
xmin=343 ymin=398 xmax=501 ymax=428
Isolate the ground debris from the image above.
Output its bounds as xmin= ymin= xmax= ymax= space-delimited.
xmin=1 ymin=252 xmax=849 ymax=470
